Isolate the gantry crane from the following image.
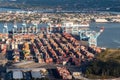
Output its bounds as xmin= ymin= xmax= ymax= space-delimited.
xmin=22 ymin=20 xmax=27 ymax=34
xmin=79 ymin=27 xmax=104 ymax=47
xmin=3 ymin=23 xmax=8 ymax=34
xmin=32 ymin=23 xmax=38 ymax=33
xmin=13 ymin=22 xmax=17 ymax=35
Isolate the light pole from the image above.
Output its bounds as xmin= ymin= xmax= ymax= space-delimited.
xmin=3 ymin=23 xmax=8 ymax=34
xmin=13 ymin=23 xmax=17 ymax=34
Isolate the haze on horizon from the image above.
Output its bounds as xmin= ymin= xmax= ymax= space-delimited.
xmin=0 ymin=0 xmax=120 ymax=11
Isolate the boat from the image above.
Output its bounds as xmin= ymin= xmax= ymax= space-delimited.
xmin=94 ymin=19 xmax=108 ymax=23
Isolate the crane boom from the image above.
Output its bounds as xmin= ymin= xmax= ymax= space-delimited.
xmin=79 ymin=27 xmax=104 ymax=47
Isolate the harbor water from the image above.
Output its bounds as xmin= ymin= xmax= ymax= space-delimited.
xmin=90 ymin=22 xmax=120 ymax=48
xmin=0 ymin=22 xmax=120 ymax=48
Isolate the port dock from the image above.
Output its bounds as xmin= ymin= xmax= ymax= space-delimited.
xmin=0 ymin=22 xmax=103 ymax=80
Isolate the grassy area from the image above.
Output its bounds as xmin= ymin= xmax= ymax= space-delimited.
xmin=85 ymin=48 xmax=120 ymax=79
xmin=97 ymin=49 xmax=120 ymax=63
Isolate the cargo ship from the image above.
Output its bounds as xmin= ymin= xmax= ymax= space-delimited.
xmin=47 ymin=21 xmax=89 ymax=34
xmin=63 ymin=22 xmax=89 ymax=28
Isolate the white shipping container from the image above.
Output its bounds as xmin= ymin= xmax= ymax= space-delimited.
xmin=63 ymin=61 xmax=67 ymax=65
xmin=2 ymin=39 xmax=5 ymax=42
xmin=12 ymin=44 xmax=15 ymax=49
xmin=15 ymin=44 xmax=17 ymax=49
xmin=6 ymin=40 xmax=9 ymax=44
xmin=72 ymin=72 xmax=82 ymax=79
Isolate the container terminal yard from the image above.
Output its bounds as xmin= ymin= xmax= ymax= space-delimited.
xmin=0 ymin=21 xmax=104 ymax=80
